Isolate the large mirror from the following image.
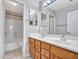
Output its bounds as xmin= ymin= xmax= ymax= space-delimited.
xmin=38 ymin=0 xmax=78 ymax=36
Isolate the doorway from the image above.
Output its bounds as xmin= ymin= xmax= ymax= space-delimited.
xmin=49 ymin=15 xmax=55 ymax=34
xmin=4 ymin=0 xmax=23 ymax=51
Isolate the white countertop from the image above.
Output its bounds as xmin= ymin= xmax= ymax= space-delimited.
xmin=29 ymin=33 xmax=78 ymax=53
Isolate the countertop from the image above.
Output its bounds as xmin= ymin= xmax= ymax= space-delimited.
xmin=29 ymin=33 xmax=78 ymax=53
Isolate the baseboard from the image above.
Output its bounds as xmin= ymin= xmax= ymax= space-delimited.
xmin=6 ymin=42 xmax=20 ymax=51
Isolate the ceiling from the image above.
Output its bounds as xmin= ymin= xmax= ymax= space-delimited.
xmin=22 ymin=0 xmax=78 ymax=11
xmin=45 ymin=0 xmax=78 ymax=11
xmin=4 ymin=0 xmax=78 ymax=13
xmin=4 ymin=0 xmax=23 ymax=14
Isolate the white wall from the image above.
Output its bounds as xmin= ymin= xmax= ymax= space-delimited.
xmin=55 ymin=4 xmax=78 ymax=35
xmin=0 ymin=0 xmax=5 ymax=59
xmin=23 ymin=4 xmax=29 ymax=57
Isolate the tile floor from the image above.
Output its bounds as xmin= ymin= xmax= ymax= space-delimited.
xmin=4 ymin=48 xmax=32 ymax=59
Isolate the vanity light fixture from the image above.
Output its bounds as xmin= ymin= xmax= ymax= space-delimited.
xmin=44 ymin=0 xmax=56 ymax=7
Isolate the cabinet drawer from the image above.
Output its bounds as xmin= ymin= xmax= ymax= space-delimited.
xmin=29 ymin=43 xmax=34 ymax=49
xmin=35 ymin=40 xmax=40 ymax=46
xmin=41 ymin=42 xmax=49 ymax=51
xmin=41 ymin=49 xmax=49 ymax=58
xmin=35 ymin=51 xmax=40 ymax=59
xmin=35 ymin=45 xmax=40 ymax=52
xmin=50 ymin=45 xmax=78 ymax=59
xmin=29 ymin=38 xmax=34 ymax=44
xmin=29 ymin=44 xmax=34 ymax=53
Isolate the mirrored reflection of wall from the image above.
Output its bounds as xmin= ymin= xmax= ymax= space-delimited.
xmin=55 ymin=4 xmax=78 ymax=35
xmin=40 ymin=13 xmax=48 ymax=34
xmin=5 ymin=10 xmax=23 ymax=43
xmin=67 ymin=10 xmax=78 ymax=36
xmin=39 ymin=8 xmax=55 ymax=34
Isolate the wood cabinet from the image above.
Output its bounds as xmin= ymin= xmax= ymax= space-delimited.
xmin=41 ymin=55 xmax=49 ymax=59
xmin=35 ymin=51 xmax=40 ymax=59
xmin=41 ymin=42 xmax=49 ymax=51
xmin=41 ymin=42 xmax=49 ymax=59
xmin=29 ymin=38 xmax=35 ymax=59
xmin=29 ymin=37 xmax=78 ymax=59
xmin=35 ymin=40 xmax=41 ymax=59
xmin=50 ymin=45 xmax=78 ymax=59
xmin=35 ymin=40 xmax=41 ymax=47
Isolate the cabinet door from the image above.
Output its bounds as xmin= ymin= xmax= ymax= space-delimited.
xmin=50 ymin=53 xmax=62 ymax=59
xmin=50 ymin=45 xmax=78 ymax=59
xmin=50 ymin=53 xmax=55 ymax=59
xmin=41 ymin=42 xmax=50 ymax=59
xmin=31 ymin=46 xmax=35 ymax=59
xmin=41 ymin=49 xmax=49 ymax=59
xmin=41 ymin=49 xmax=49 ymax=58
xmin=35 ymin=51 xmax=40 ymax=59
xmin=29 ymin=38 xmax=35 ymax=58
xmin=35 ymin=45 xmax=40 ymax=52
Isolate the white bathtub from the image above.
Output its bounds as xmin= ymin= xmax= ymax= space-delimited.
xmin=6 ymin=40 xmax=23 ymax=51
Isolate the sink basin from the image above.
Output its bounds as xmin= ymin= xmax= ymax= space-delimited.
xmin=42 ymin=36 xmax=62 ymax=40
xmin=35 ymin=34 xmax=78 ymax=45
xmin=65 ymin=39 xmax=78 ymax=44
xmin=56 ymin=39 xmax=78 ymax=45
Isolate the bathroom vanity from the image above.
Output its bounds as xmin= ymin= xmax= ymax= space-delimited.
xmin=29 ymin=34 xmax=78 ymax=59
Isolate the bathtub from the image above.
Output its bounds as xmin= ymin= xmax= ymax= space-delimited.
xmin=6 ymin=40 xmax=23 ymax=51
